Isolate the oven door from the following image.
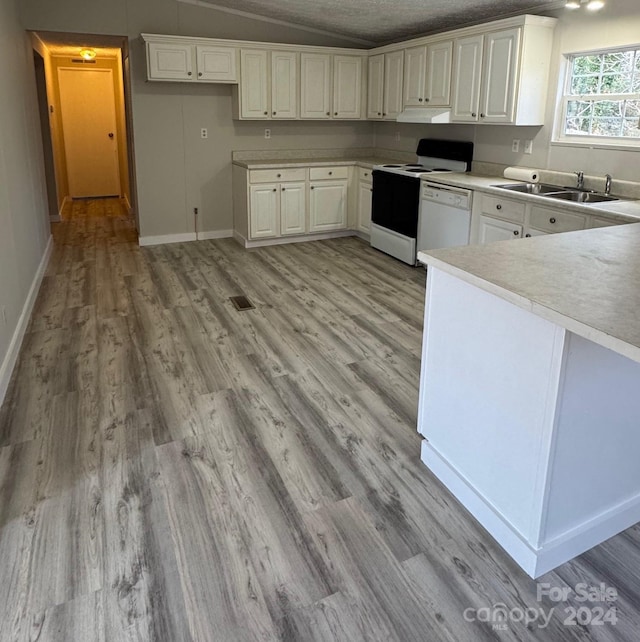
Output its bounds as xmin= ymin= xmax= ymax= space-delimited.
xmin=372 ymin=171 xmax=420 ymax=238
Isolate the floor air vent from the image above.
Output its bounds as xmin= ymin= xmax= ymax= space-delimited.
xmin=230 ymin=295 xmax=255 ymax=311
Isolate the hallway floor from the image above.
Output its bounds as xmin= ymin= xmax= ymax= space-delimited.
xmin=0 ymin=199 xmax=639 ymax=641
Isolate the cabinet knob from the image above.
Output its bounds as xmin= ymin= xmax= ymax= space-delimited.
xmin=378 ymin=112 xmax=381 ymax=116
xmin=277 ymin=174 xmax=282 ymax=178
xmin=383 ymin=113 xmax=386 ymax=116
xmin=273 ymin=111 xmax=276 ymax=115
xmin=513 ymin=230 xmax=519 ymax=236
xmin=187 ymin=71 xmax=192 ymax=76
xmin=471 ymin=112 xmax=477 ymax=117
xmin=370 ymin=188 xmax=373 ymax=192
xmin=264 ymin=111 xmax=268 ymax=115
xmin=496 ymin=204 xmax=502 ymax=210
xmin=364 ymin=173 xmax=368 ymax=177
xmin=525 ymin=233 xmax=531 ymax=237
xmin=272 ymin=188 xmax=277 ymax=192
xmin=550 ymin=217 xmax=556 ymax=224
xmin=328 ymin=171 xmax=332 ymax=175
xmin=326 ymin=112 xmax=330 ymax=116
xmin=334 ymin=112 xmax=338 ymax=116
xmin=480 ymin=113 xmax=485 ymax=118
xmin=418 ymin=98 xmax=423 ymax=102
xmin=282 ymin=187 xmax=285 ymax=191
xmin=198 ymin=72 xmax=203 ymax=77
xmin=425 ymin=97 xmax=430 ymax=102
xmin=311 ymin=186 xmax=315 ymax=190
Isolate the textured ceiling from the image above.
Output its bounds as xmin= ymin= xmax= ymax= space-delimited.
xmin=187 ymin=0 xmax=561 ymax=44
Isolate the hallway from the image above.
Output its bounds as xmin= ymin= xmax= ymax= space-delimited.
xmin=0 ymin=200 xmax=639 ymax=641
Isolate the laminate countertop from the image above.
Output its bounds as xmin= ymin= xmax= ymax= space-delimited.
xmin=232 ymin=157 xmax=393 ymax=170
xmin=418 ymin=222 xmax=640 ymax=364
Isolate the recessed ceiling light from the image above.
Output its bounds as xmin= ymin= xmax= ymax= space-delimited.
xmin=565 ymin=0 xmax=581 ymax=8
xmin=79 ymin=48 xmax=96 ymax=60
xmin=587 ymin=0 xmax=605 ymax=9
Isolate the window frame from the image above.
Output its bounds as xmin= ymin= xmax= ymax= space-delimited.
xmin=554 ymin=44 xmax=640 ymax=149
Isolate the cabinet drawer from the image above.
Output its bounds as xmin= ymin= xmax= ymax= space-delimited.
xmin=250 ymin=168 xmax=306 ymax=183
xmin=529 ymin=206 xmax=586 ymax=233
xmin=357 ymin=167 xmax=373 ymax=182
xmin=589 ymin=215 xmax=625 ymax=229
xmin=480 ymin=195 xmax=525 ymax=223
xmin=309 ymin=166 xmax=349 ymax=181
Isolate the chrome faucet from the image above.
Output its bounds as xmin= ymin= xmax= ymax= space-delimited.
xmin=575 ymin=171 xmax=585 ymax=190
xmin=604 ymin=174 xmax=613 ymax=195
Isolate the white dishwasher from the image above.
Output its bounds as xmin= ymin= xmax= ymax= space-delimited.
xmin=417 ymin=182 xmax=473 ymax=260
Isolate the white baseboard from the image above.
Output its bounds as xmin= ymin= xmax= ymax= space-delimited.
xmin=198 ymin=229 xmax=233 ymax=241
xmin=138 ymin=232 xmax=197 ymax=247
xmin=237 ymin=229 xmax=356 ymax=249
xmin=421 ymin=440 xmax=640 ymax=578
xmin=0 ymin=234 xmax=53 ymax=407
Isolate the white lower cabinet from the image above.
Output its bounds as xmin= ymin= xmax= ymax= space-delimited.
xmin=357 ymin=169 xmax=373 ymax=233
xmin=250 ymin=184 xmax=279 ymax=239
xmin=309 ymin=181 xmax=348 ymax=232
xmin=280 ymin=182 xmax=306 ymax=235
xmin=478 ymin=215 xmax=522 ymax=243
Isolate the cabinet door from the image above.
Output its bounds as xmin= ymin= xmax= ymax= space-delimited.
xmin=451 ymin=35 xmax=483 ymax=122
xmin=250 ymin=184 xmax=279 ymax=239
xmin=479 ymin=28 xmax=520 ymax=124
xmin=300 ymin=53 xmax=331 ymax=119
xmin=240 ymin=49 xmax=269 ymax=119
xmin=367 ymin=54 xmax=385 ymax=119
xmin=524 ymin=228 xmax=548 ymax=238
xmin=271 ymin=51 xmax=298 ymax=119
xmin=309 ymin=182 xmax=347 ymax=232
xmin=403 ymin=45 xmax=427 ymax=106
xmin=383 ymin=50 xmax=404 ymax=119
xmin=196 ymin=46 xmax=237 ymax=82
xmin=478 ymin=215 xmax=522 ymax=244
xmin=333 ymin=55 xmax=362 ymax=119
xmin=426 ymin=40 xmax=452 ymax=106
xmin=280 ymin=182 xmax=306 ymax=235
xmin=147 ymin=42 xmax=194 ymax=81
xmin=357 ymin=180 xmax=373 ymax=233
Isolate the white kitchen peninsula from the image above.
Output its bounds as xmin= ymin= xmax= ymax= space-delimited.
xmin=417 ymin=223 xmax=640 ymax=578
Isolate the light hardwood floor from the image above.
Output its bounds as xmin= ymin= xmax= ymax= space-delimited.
xmin=1 ymin=198 xmax=639 ymax=641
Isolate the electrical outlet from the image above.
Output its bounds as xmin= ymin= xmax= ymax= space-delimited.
xmin=524 ymin=139 xmax=533 ymax=155
xmin=395 ymin=131 xmax=400 ymax=142
xmin=200 ymin=128 xmax=208 ymax=139
xmin=512 ymin=139 xmax=520 ymax=153
xmin=264 ymin=129 xmax=271 ymax=140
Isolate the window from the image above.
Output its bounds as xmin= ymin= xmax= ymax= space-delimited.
xmin=558 ymin=46 xmax=640 ymax=145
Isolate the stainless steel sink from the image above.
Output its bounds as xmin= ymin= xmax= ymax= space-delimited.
xmin=493 ymin=183 xmax=565 ymax=195
xmin=544 ymin=191 xmax=619 ymax=203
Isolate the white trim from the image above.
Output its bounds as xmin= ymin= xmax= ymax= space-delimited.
xmin=0 ymin=235 xmax=53 ymax=407
xmin=138 ymin=232 xmax=197 ymax=246
xmin=198 ymin=229 xmax=234 ymax=240
xmin=175 ymin=0 xmax=375 ymax=47
xmin=235 ymin=229 xmax=355 ymax=249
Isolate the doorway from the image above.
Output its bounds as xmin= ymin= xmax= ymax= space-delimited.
xmin=30 ymin=32 xmax=138 ymax=226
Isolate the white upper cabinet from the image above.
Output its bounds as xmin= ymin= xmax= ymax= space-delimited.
xmin=425 ymin=41 xmax=452 ymax=106
xmin=367 ymin=54 xmax=385 ymax=119
xmin=451 ymin=35 xmax=484 ymax=122
xmin=301 ymin=53 xmax=332 ymax=119
xmin=271 ymin=51 xmax=298 ymax=119
xmin=403 ymin=45 xmax=427 ymax=106
xmin=383 ymin=50 xmax=404 ymax=119
xmin=240 ymin=49 xmax=269 ymax=119
xmin=147 ymin=42 xmax=195 ymax=81
xmin=196 ymin=45 xmax=237 ymax=82
xmin=451 ymin=20 xmax=555 ymax=125
xmin=333 ymin=55 xmax=363 ymax=119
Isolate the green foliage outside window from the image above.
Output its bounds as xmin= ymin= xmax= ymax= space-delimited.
xmin=563 ymin=47 xmax=640 ymax=140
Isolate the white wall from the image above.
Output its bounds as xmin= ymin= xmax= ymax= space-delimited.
xmin=375 ymin=0 xmax=640 ymax=181
xmin=19 ymin=0 xmax=373 ymax=240
xmin=0 ymin=0 xmax=51 ymax=397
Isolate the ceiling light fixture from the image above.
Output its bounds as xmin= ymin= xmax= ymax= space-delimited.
xmin=79 ymin=48 xmax=96 ymax=60
xmin=565 ymin=0 xmax=605 ymax=10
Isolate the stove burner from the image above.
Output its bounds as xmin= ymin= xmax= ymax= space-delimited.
xmin=406 ymin=168 xmax=429 ymax=172
xmin=405 ymin=164 xmax=425 ymax=168
xmin=382 ymin=164 xmax=402 ymax=168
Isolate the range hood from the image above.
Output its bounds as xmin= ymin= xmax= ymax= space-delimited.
xmin=396 ymin=107 xmax=451 ymax=124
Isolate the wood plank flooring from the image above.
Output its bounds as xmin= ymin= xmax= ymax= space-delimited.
xmin=1 ymin=198 xmax=639 ymax=641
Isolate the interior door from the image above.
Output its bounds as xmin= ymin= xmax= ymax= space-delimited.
xmin=58 ymin=68 xmax=120 ymax=198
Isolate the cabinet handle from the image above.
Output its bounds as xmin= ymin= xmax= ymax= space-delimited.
xmin=513 ymin=230 xmax=519 ymax=236
xmin=471 ymin=112 xmax=477 ymax=117
xmin=496 ymin=204 xmax=502 ymax=210
xmin=550 ymin=217 xmax=556 ymax=224
xmin=525 ymin=233 xmax=531 ymax=237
